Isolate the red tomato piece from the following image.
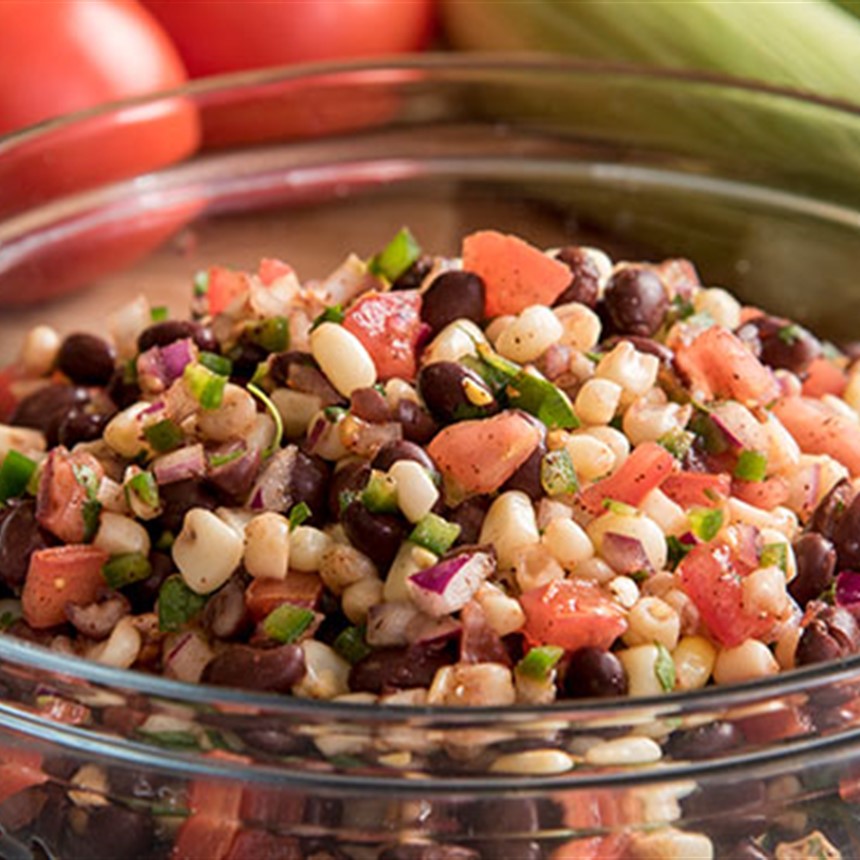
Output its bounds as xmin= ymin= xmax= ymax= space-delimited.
xmin=802 ymin=356 xmax=847 ymax=398
xmin=772 ymin=395 xmax=860 ymax=476
xmin=678 ymin=542 xmax=777 ymax=648
xmin=36 ymin=448 xmax=104 ymax=544
xmin=22 ymin=545 xmax=110 ymax=629
xmin=661 ymin=471 xmax=731 ymax=509
xmin=244 ymin=573 xmax=323 ymax=623
xmin=207 ymin=266 xmax=251 ymax=317
xmin=141 ymin=0 xmax=435 ymax=77
xmin=462 ymin=230 xmax=573 ymax=318
xmin=342 ymin=290 xmax=423 ymax=381
xmin=674 ymin=326 xmax=780 ymax=407
xmin=0 ymin=747 xmax=47 ymax=806
xmin=257 ymin=258 xmax=294 ymax=287
xmin=731 ymin=475 xmax=790 ymax=510
xmin=426 ymin=410 xmax=543 ymax=496
xmin=520 ymin=579 xmax=627 ymax=652
xmin=579 ymin=442 xmax=675 ymax=515
xmin=174 ymin=772 xmax=245 ymax=860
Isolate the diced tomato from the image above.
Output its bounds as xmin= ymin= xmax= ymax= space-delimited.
xmin=36 ymin=447 xmax=105 ymax=544
xmin=0 ymin=364 xmax=22 ymax=422
xmin=426 ymin=410 xmax=543 ymax=497
xmin=244 ymin=572 xmax=323 ymax=622
xmin=674 ymin=326 xmax=780 ymax=407
xmin=552 ymin=789 xmax=627 ymax=859
xmin=0 ymin=748 xmax=47 ymax=806
xmin=207 ymin=265 xmax=250 ymax=316
xmin=652 ymin=257 xmax=700 ymax=298
xmin=21 ymin=545 xmax=110 ymax=629
xmin=256 ymin=258 xmax=293 ymax=286
xmin=520 ymin=579 xmax=627 ymax=652
xmin=678 ymin=542 xmax=777 ymax=648
xmin=342 ymin=290 xmax=423 ymax=381
xmin=661 ymin=471 xmax=731 ymax=509
xmin=731 ymin=474 xmax=790 ymax=510
xmin=802 ymin=356 xmax=847 ymax=399
xmin=772 ymin=395 xmax=860 ymax=475
xmin=549 ymin=836 xmax=628 ymax=860
xmin=174 ymin=768 xmax=245 ymax=860
xmin=462 ymin=230 xmax=572 ymax=318
xmin=579 ymin=442 xmax=675 ymax=515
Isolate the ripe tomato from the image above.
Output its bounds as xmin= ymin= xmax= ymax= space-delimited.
xmin=141 ymin=0 xmax=435 ymax=77
xmin=520 ymin=579 xmax=628 ymax=652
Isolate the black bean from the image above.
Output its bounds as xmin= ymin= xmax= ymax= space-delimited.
xmin=562 ymin=647 xmax=628 ymax=698
xmin=10 ymin=384 xmax=89 ymax=447
xmin=395 ymin=398 xmax=438 ymax=444
xmin=203 ymin=643 xmax=305 ymax=692
xmin=350 ymin=386 xmax=391 ymax=423
xmin=418 ymin=362 xmax=498 ymax=424
xmin=60 ymin=804 xmax=153 ymax=860
xmin=420 ymin=271 xmax=486 ymax=334
xmin=57 ymin=408 xmax=110 ymax=448
xmin=832 ymin=492 xmax=860 ymax=571
xmin=349 ymin=643 xmax=455 ymax=694
xmin=681 ymin=780 xmax=767 ymax=840
xmin=268 ymin=350 xmax=314 ymax=387
xmin=229 ymin=338 xmax=269 ymax=381
xmin=372 ymin=439 xmax=436 ymax=474
xmin=202 ymin=580 xmax=249 ymax=640
xmin=447 ymin=496 xmax=491 ymax=546
xmin=735 ymin=315 xmax=821 ymax=375
xmin=341 ymin=500 xmax=406 ymax=569
xmin=809 ymin=478 xmax=852 ymax=541
xmin=105 ymin=367 xmax=141 ymax=410
xmin=206 ymin=443 xmax=260 ymax=502
xmin=328 ymin=461 xmax=371 ymax=520
xmin=138 ymin=319 xmax=217 ymax=353
xmin=240 ymin=726 xmax=310 ymax=756
xmin=125 ymin=551 xmax=173 ymax=613
xmin=56 ymin=333 xmax=116 ymax=386
xmin=0 ymin=500 xmax=53 ymax=594
xmin=554 ymin=246 xmax=601 ymax=308
xmin=789 ymin=533 xmax=836 ymax=607
xmin=392 ymin=254 xmax=433 ymax=291
xmin=665 ymin=720 xmax=743 ymax=761
xmin=796 ymin=605 xmax=860 ymax=666
xmin=289 ymin=451 xmax=330 ymax=527
xmin=156 ymin=479 xmax=220 ymax=533
xmin=602 ymin=266 xmax=668 ymax=337
xmin=502 ymin=440 xmax=546 ymax=501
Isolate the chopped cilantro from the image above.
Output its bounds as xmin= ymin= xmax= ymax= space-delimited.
xmin=288 ymin=501 xmax=312 ymax=531
xmin=654 ymin=643 xmax=676 ymax=692
xmin=310 ymin=304 xmax=345 ymax=331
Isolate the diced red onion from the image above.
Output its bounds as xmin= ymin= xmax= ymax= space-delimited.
xmin=709 ymin=412 xmax=745 ymax=450
xmin=340 ymin=416 xmax=402 ymax=458
xmin=288 ymin=363 xmax=342 ymax=406
xmin=207 ymin=443 xmax=260 ymax=501
xmin=408 ymin=551 xmax=494 ymax=617
xmin=366 ymin=601 xmax=421 ymax=647
xmin=164 ymin=632 xmax=212 ymax=683
xmin=836 ymin=571 xmax=860 ymax=608
xmin=153 ymin=444 xmax=207 ymax=485
xmin=305 ymin=415 xmax=337 ymax=457
xmin=601 ymin=532 xmax=651 ymax=574
xmin=539 ymin=343 xmax=573 ymax=381
xmin=406 ymin=613 xmax=461 ymax=646
xmin=160 ymin=338 xmax=195 ymax=382
xmin=734 ymin=523 xmax=761 ymax=570
xmin=247 ymin=445 xmax=297 ymax=512
xmin=679 ymin=531 xmax=698 ymax=546
xmin=320 ymin=253 xmax=377 ymax=306
xmin=803 ymin=461 xmax=822 ymax=515
xmin=141 ymin=400 xmax=165 ymax=417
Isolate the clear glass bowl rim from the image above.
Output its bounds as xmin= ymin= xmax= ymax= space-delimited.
xmin=2 ymin=52 xmax=860 ymax=724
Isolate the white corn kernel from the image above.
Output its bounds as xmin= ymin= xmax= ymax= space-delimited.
xmin=320 ymin=544 xmax=378 ymax=595
xmin=574 ymin=378 xmax=622 ymax=426
xmin=582 ymin=425 xmax=631 ymax=470
xmin=310 ymin=322 xmax=377 ymax=397
xmin=619 ymin=644 xmax=665 ymax=697
xmin=742 ymin=565 xmax=789 ymax=618
xmin=244 ymin=512 xmax=291 ymax=580
xmin=609 ymin=575 xmax=640 ymax=609
xmin=290 ymin=525 xmax=332 ymax=572
xmin=713 ymin=638 xmax=779 ymax=685
xmin=197 ymin=383 xmax=257 ymax=442
xmin=595 ymin=341 xmax=660 ymax=403
xmin=485 ymin=315 xmax=515 ymax=347
xmin=421 ymin=319 xmax=487 ymax=365
xmin=341 ymin=576 xmax=384 ymax=624
xmin=384 ymin=378 xmax=419 ymax=408
xmin=693 ymin=287 xmax=741 ymax=329
xmin=428 ymin=663 xmax=516 ymax=707
xmin=564 ymin=433 xmax=615 ymax=481
xmin=641 ymin=488 xmax=688 ymax=537
xmin=496 ymin=305 xmax=564 ymax=363
xmin=389 ymin=459 xmax=439 ymax=523
xmin=479 ymin=490 xmax=540 ymax=570
xmin=20 ymin=325 xmax=61 ymax=376
xmin=588 ymin=510 xmax=668 ymax=573
xmin=623 ymin=396 xmax=690 ymax=447
xmin=554 ymin=302 xmax=602 ymax=351
xmin=514 ymin=543 xmax=565 ymax=592
xmin=94 ymin=512 xmax=151 ymax=557
xmin=584 ymin=735 xmax=662 ymax=766
xmin=271 ymin=388 xmax=323 ymax=438
xmin=672 ymin=635 xmax=716 ymax=691
xmin=572 ymin=556 xmax=616 ymax=584
xmin=69 ymin=764 xmax=110 ymax=809
xmin=627 ymin=828 xmax=714 ymax=860
xmin=474 ymin=581 xmax=526 ymax=637
xmin=173 ymin=508 xmax=244 ymax=595
xmin=728 ymin=498 xmax=798 ymax=539
xmin=763 ymin=412 xmax=801 ymax=475
xmin=624 ymin=596 xmax=680 ymax=650
xmin=89 ymin=616 xmax=141 ymax=669
xmin=490 ymin=749 xmax=573 ymax=775
xmin=103 ymin=402 xmax=150 ymax=458
xmin=293 ymin=640 xmax=351 ymax=699
xmin=541 ymin=517 xmax=594 ymax=570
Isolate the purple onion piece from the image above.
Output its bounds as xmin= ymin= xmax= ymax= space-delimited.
xmin=247 ymin=445 xmax=297 ymax=512
xmin=709 ymin=411 xmax=745 ymax=450
xmin=153 ymin=444 xmax=207 ymax=485
xmin=836 ymin=571 xmax=860 ymax=607
xmin=679 ymin=531 xmax=698 ymax=546
xmin=601 ymin=531 xmax=651 ymax=574
xmin=160 ymin=338 xmax=195 ymax=382
xmin=408 ymin=551 xmax=494 ymax=617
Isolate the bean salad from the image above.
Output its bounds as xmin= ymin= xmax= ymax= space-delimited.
xmin=1 ymin=226 xmax=859 ymax=710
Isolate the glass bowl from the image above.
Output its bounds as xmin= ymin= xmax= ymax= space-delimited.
xmin=2 ymin=56 xmax=860 ymax=860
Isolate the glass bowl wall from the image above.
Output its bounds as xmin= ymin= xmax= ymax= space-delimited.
xmin=2 ymin=57 xmax=860 ymax=859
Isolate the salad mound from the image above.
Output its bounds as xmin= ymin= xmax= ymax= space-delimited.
xmin=0 ymin=226 xmax=857 ymax=709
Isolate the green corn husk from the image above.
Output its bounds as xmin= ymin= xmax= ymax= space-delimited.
xmin=442 ymin=0 xmax=860 ymax=103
